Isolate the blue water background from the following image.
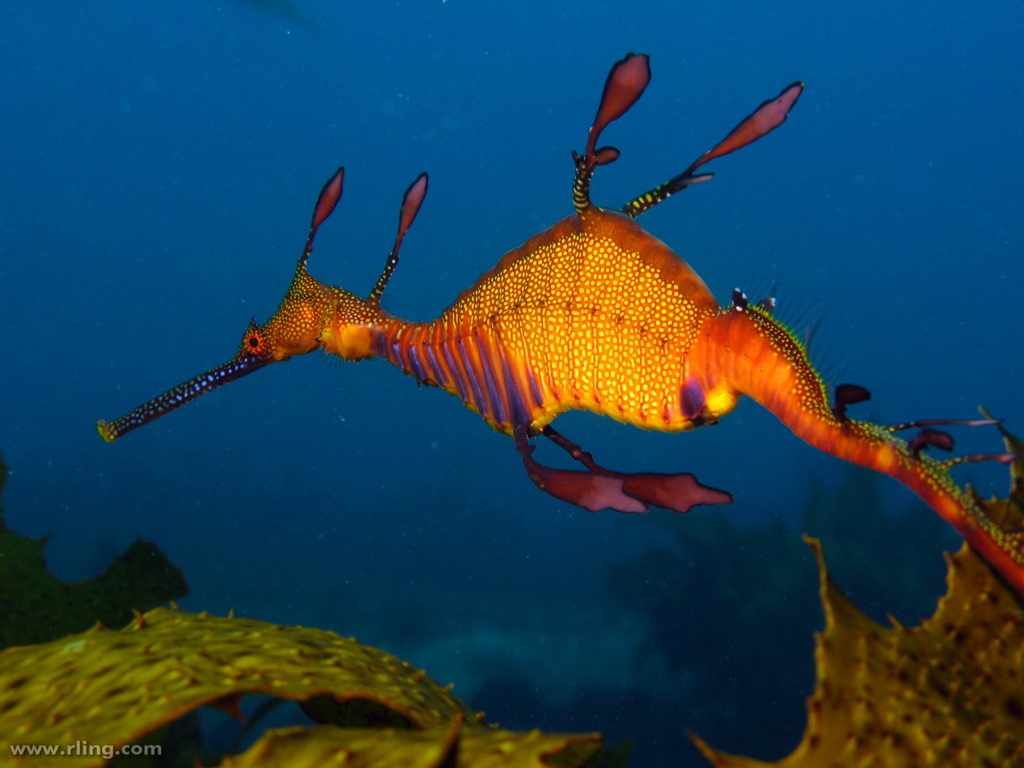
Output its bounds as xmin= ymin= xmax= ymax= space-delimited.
xmin=2 ymin=1 xmax=1022 ymax=765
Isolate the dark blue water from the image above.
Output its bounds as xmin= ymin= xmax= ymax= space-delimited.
xmin=2 ymin=2 xmax=1022 ymax=765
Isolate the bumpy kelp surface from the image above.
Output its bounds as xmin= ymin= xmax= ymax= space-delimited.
xmin=0 ymin=452 xmax=187 ymax=650
xmin=218 ymin=720 xmax=602 ymax=768
xmin=4 ymin=430 xmax=1023 ymax=767
xmin=0 ymin=608 xmax=601 ymax=768
xmin=693 ymin=422 xmax=1024 ymax=768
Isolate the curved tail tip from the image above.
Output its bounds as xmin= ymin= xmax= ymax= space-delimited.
xmin=95 ymin=419 xmax=117 ymax=443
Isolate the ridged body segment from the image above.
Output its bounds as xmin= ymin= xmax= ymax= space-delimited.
xmin=376 ymin=208 xmax=718 ymax=434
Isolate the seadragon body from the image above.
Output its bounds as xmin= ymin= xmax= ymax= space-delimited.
xmin=97 ymin=54 xmax=1024 ymax=594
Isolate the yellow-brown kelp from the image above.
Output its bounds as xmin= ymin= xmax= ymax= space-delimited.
xmin=0 ymin=608 xmax=601 ymax=768
xmin=217 ymin=721 xmax=602 ymax=768
xmin=692 ymin=422 xmax=1024 ymax=767
xmin=2 ymin=433 xmax=1022 ymax=765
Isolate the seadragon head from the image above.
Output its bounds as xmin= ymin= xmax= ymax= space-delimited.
xmin=96 ymin=168 xmax=428 ymax=442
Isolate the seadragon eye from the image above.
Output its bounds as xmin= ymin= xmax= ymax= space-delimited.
xmin=241 ymin=326 xmax=270 ymax=358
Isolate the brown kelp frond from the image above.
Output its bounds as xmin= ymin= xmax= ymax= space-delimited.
xmin=692 ymin=533 xmax=1024 ymax=767
xmin=0 ymin=607 xmax=601 ymax=768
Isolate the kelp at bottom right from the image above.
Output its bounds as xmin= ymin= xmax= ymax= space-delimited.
xmin=693 ymin=417 xmax=1024 ymax=768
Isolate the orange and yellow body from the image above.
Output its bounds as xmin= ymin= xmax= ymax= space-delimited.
xmin=96 ymin=53 xmax=1023 ymax=594
xmin=315 ymin=201 xmax=1023 ymax=593
xmin=323 ymin=207 xmax=722 ymax=435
